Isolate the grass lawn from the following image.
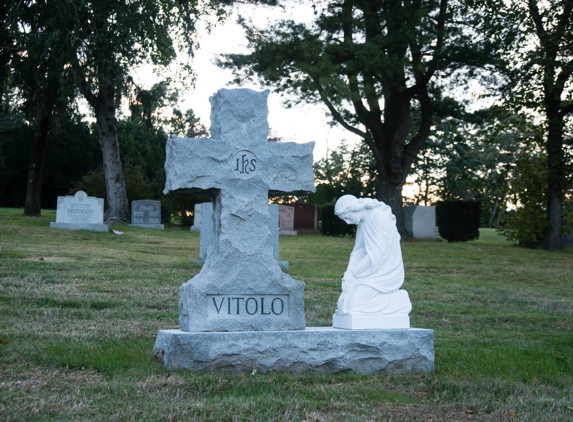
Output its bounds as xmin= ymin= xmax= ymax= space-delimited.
xmin=0 ymin=207 xmax=572 ymax=421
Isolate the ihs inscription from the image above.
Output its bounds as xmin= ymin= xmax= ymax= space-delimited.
xmin=233 ymin=150 xmax=257 ymax=178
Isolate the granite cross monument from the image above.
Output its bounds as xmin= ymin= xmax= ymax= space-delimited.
xmin=163 ymin=88 xmax=315 ymax=332
xmin=154 ymin=89 xmax=434 ymax=374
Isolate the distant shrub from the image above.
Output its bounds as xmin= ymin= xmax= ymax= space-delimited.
xmin=70 ymin=163 xmax=157 ymax=204
xmin=436 ymin=201 xmax=480 ymax=242
xmin=162 ymin=192 xmax=211 ymax=227
xmin=320 ymin=203 xmax=355 ymax=237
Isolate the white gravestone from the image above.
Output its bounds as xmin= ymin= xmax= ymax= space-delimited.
xmin=153 ymin=89 xmax=434 ymax=374
xmin=190 ymin=203 xmax=202 ymax=232
xmin=404 ymin=205 xmax=436 ymax=239
xmin=129 ymin=200 xmax=164 ymax=229
xmin=195 ymin=202 xmax=289 ymax=271
xmin=332 ymin=195 xmax=412 ymax=329
xmin=162 ymin=88 xmax=314 ymax=332
xmin=50 ymin=191 xmax=108 ymax=232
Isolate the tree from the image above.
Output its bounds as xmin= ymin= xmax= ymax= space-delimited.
xmin=408 ymin=107 xmax=524 ymax=227
xmin=7 ymin=0 xmax=223 ymax=223
xmin=310 ymin=140 xmax=378 ymax=205
xmin=219 ymin=0 xmax=483 ymax=235
xmin=0 ymin=113 xmax=101 ymax=208
xmin=4 ymin=0 xmax=75 ymax=216
xmin=477 ymin=0 xmax=573 ymax=249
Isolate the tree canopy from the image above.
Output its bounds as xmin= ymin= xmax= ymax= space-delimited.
xmin=5 ymin=0 xmax=225 ymax=222
xmin=219 ymin=0 xmax=486 ymax=235
xmin=474 ymin=0 xmax=573 ymax=248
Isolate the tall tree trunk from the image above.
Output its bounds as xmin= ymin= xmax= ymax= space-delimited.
xmin=23 ymin=115 xmax=51 ymax=216
xmin=378 ymin=176 xmax=408 ymax=240
xmin=23 ymin=77 xmax=59 ymax=217
xmin=93 ymin=89 xmax=130 ymax=224
xmin=542 ymin=104 xmax=564 ymax=249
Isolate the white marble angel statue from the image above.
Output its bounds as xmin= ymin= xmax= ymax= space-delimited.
xmin=333 ymin=195 xmax=411 ymax=329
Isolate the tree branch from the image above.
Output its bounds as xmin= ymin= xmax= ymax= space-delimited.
xmin=556 ymin=58 xmax=573 ymax=94
xmin=560 ymin=101 xmax=573 ymax=118
xmin=407 ymin=0 xmax=448 ymax=98
xmin=403 ymin=87 xmax=432 ymax=177
xmin=315 ymin=80 xmax=367 ymax=140
xmin=528 ymin=0 xmax=548 ymax=47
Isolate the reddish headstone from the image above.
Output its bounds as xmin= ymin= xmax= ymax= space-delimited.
xmin=284 ymin=203 xmax=319 ymax=233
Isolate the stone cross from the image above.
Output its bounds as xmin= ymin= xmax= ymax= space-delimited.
xmin=164 ymin=88 xmax=315 ymax=332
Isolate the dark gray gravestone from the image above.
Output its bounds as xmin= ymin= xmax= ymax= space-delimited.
xmin=129 ymin=200 xmax=164 ymax=229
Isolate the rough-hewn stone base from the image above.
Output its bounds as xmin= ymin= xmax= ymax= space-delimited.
xmin=50 ymin=222 xmax=109 ymax=232
xmin=153 ymin=327 xmax=434 ymax=374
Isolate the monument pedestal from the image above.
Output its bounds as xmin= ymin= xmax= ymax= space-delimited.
xmin=153 ymin=327 xmax=434 ymax=374
xmin=332 ymin=314 xmax=410 ymax=329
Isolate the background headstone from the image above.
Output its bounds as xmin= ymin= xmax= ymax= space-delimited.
xmin=190 ymin=203 xmax=202 ymax=232
xmin=129 ymin=200 xmax=164 ymax=229
xmin=198 ymin=202 xmax=215 ymax=262
xmin=50 ymin=191 xmax=108 ymax=232
xmin=404 ymin=205 xmax=436 ymax=239
xmin=283 ymin=203 xmax=319 ymax=234
xmin=278 ymin=205 xmax=297 ymax=235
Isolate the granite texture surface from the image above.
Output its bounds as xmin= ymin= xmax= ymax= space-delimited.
xmin=153 ymin=327 xmax=434 ymax=374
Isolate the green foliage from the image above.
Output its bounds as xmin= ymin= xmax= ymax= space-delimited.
xmin=0 ymin=115 xmax=32 ymax=207
xmin=0 ymin=113 xmax=101 ymax=208
xmin=71 ymin=163 xmax=157 ymax=206
xmin=309 ymin=140 xmax=378 ymax=206
xmin=319 ymin=203 xmax=355 ymax=237
xmin=498 ymin=148 xmax=573 ymax=247
xmin=436 ymin=201 xmax=481 ymax=242
xmin=473 ymin=0 xmax=573 ymax=248
xmin=410 ymin=108 xmax=528 ymax=227
xmin=5 ymin=0 xmax=226 ymax=221
xmin=117 ymin=118 xmax=167 ymax=182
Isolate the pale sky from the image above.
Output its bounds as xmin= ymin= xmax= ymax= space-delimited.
xmin=131 ymin=3 xmax=361 ymax=162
